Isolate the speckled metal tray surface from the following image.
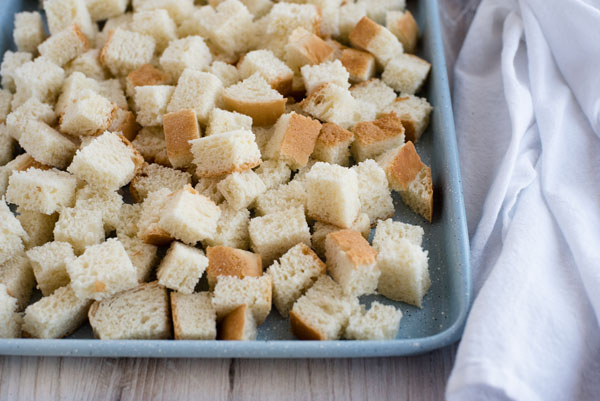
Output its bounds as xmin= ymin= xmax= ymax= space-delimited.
xmin=0 ymin=0 xmax=471 ymax=357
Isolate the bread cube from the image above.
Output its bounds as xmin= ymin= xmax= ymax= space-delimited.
xmin=86 ymin=0 xmax=128 ymax=21
xmin=44 ymin=0 xmax=95 ymax=39
xmin=350 ymin=78 xmax=396 ymax=111
xmin=74 ymin=184 xmax=123 ymax=233
xmin=7 ymin=168 xmax=77 ymax=214
xmin=212 ymin=275 xmax=272 ymax=324
xmin=60 ymin=90 xmax=117 ymax=137
xmin=26 ymin=242 xmax=74 ymax=296
xmin=115 ymin=203 xmax=142 ymax=238
xmin=65 ymin=49 xmax=107 ymax=81
xmin=108 ymin=109 xmax=140 ymax=141
xmin=382 ymin=54 xmax=431 ymax=94
xmin=352 ymin=113 xmax=405 ymax=163
xmin=162 ymin=109 xmax=200 ymax=168
xmin=126 ymin=64 xmax=171 ymax=98
xmin=219 ymin=304 xmax=257 ymax=340
xmin=254 ymin=180 xmax=307 ymax=216
xmin=171 ymin=292 xmax=217 ymax=340
xmin=68 ymin=132 xmax=144 ymax=191
xmin=267 ymin=243 xmax=325 ymax=317
xmin=1 ymin=155 xmax=51 ymax=198
xmin=352 ymin=159 xmax=394 ymax=224
xmin=338 ymin=1 xmax=367 ymax=42
xmin=131 ymin=127 xmax=171 ymax=166
xmin=88 ymin=281 xmax=171 ymax=339
xmin=365 ymin=0 xmax=406 ymax=24
xmin=135 ymin=0 xmax=195 ymax=24
xmin=349 ymin=17 xmax=403 ymax=67
xmin=208 ymin=61 xmax=241 ymax=88
xmin=18 ymin=120 xmax=75 ymax=169
xmin=204 ymin=206 xmax=250 ymax=250
xmin=6 ymin=98 xmax=56 ymax=142
xmin=222 ymin=73 xmax=286 ymax=126
xmin=311 ymin=213 xmax=371 ymax=258
xmin=311 ymin=123 xmax=354 ymax=167
xmin=22 ymin=285 xmax=92 ymax=338
xmin=100 ymin=28 xmax=156 ymax=76
xmin=377 ymin=238 xmax=430 ymax=308
xmin=373 ymin=218 xmax=424 ymax=250
xmin=13 ymin=58 xmax=65 ymax=104
xmin=137 ymin=188 xmax=172 ymax=245
xmin=255 ymin=160 xmax=291 ymax=190
xmin=305 ymin=162 xmax=360 ymax=228
xmin=203 ymin=0 xmax=255 ymax=56
xmin=381 ymin=94 xmax=433 ymax=143
xmin=0 ymin=51 xmax=32 ymax=92
xmin=0 ymin=91 xmax=12 ymax=124
xmin=206 ymin=246 xmax=262 ymax=290
xmin=157 ymin=242 xmax=208 ymax=293
xmin=340 ymin=48 xmax=376 ymax=84
xmin=130 ymin=163 xmax=191 ymax=202
xmin=117 ymin=233 xmax=158 ymax=282
xmin=13 ymin=11 xmax=46 ymax=53
xmin=38 ymin=24 xmax=89 ymax=67
xmin=190 ymin=130 xmax=261 ymax=178
xmin=97 ymin=79 xmax=128 ymax=110
xmin=194 ymin=177 xmax=225 ymax=204
xmin=284 ymin=28 xmax=333 ymax=73
xmin=132 ymin=9 xmax=177 ymax=53
xmin=160 ymin=36 xmax=212 ymax=81
xmin=54 ymin=71 xmax=99 ymax=115
xmin=249 ymin=206 xmax=311 ymax=266
xmin=238 ymin=50 xmax=294 ymax=95
xmin=0 ymin=198 xmax=28 ymax=264
xmin=167 ymin=70 xmax=223 ymax=124
xmin=53 ymin=207 xmax=105 ymax=254
xmin=289 ymin=275 xmax=359 ymax=340
xmin=206 ymin=108 xmax=253 ymax=136
xmin=300 ymin=60 xmax=350 ymax=96
xmin=386 ymin=10 xmax=419 ymax=53
xmin=135 ymin=85 xmax=175 ymax=127
xmin=216 ymin=170 xmax=266 ymax=211
xmin=67 ymin=238 xmax=138 ymax=301
xmin=344 ymin=302 xmax=403 ymax=340
xmin=0 ymin=284 xmax=21 ymax=338
xmin=0 ymin=254 xmax=35 ymax=310
xmin=264 ymin=112 xmax=322 ymax=170
xmin=300 ymin=83 xmax=357 ymax=129
xmin=16 ymin=208 xmax=58 ymax=250
xmin=263 ymin=3 xmax=321 ymax=58
xmin=158 ymin=185 xmax=222 ymax=245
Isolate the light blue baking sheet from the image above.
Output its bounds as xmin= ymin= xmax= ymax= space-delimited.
xmin=0 ymin=0 xmax=472 ymax=357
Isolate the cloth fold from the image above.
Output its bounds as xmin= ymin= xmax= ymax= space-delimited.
xmin=446 ymin=1 xmax=600 ymax=400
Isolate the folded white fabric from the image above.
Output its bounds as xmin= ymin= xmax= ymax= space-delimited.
xmin=446 ymin=1 xmax=600 ymax=400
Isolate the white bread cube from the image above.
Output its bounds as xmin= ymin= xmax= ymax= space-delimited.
xmin=2 ymin=156 xmax=51 ymax=199
xmin=373 ymin=218 xmax=424 ymax=250
xmin=75 ymin=184 xmax=124 ymax=233
xmin=132 ymin=9 xmax=177 ymax=53
xmin=349 ymin=16 xmax=403 ymax=67
xmin=60 ymin=90 xmax=117 ymax=137
xmin=134 ymin=0 xmax=195 ymax=24
xmin=87 ymin=0 xmax=128 ymax=21
xmin=350 ymin=78 xmax=396 ymax=111
xmin=254 ymin=180 xmax=307 ymax=216
xmin=65 ymin=49 xmax=108 ymax=81
xmin=204 ymin=206 xmax=250 ymax=250
xmin=0 ymin=200 xmax=28 ymax=266
xmin=6 ymin=98 xmax=56 ymax=141
xmin=382 ymin=54 xmax=431 ymax=94
xmin=109 ymin=109 xmax=140 ymax=141
xmin=219 ymin=304 xmax=257 ymax=340
xmin=249 ymin=206 xmax=311 ymax=266
xmin=96 ymin=13 xmax=133 ymax=48
xmin=345 ymin=301 xmax=402 ymax=340
xmin=68 ymin=131 xmax=144 ymax=191
xmin=386 ymin=10 xmax=419 ymax=53
xmin=160 ymin=36 xmax=212 ymax=81
xmin=162 ymin=109 xmax=200 ymax=168
xmin=38 ymin=24 xmax=89 ymax=67
xmin=255 ymin=160 xmax=291 ymax=190
xmin=340 ymin=48 xmax=376 ymax=84
xmin=212 ymin=275 xmax=272 ymax=324
xmin=0 ymin=51 xmax=32 ymax=92
xmin=19 ymin=121 xmax=77 ymax=169
xmin=117 ymin=233 xmax=158 ymax=282
xmin=353 ymin=159 xmax=394 ymax=224
xmin=99 ymin=78 xmax=129 ymax=110
xmin=171 ymin=292 xmax=217 ymax=340
xmin=222 ymin=73 xmax=286 ymax=126
xmin=203 ymin=0 xmax=255 ymax=56
xmin=134 ymin=85 xmax=175 ymax=127
xmin=55 ymin=71 xmax=99 ymax=116
xmin=338 ymin=1 xmax=367 ymax=42
xmin=300 ymin=83 xmax=357 ymax=129
xmin=263 ymin=3 xmax=321 ymax=58
xmin=88 ymin=281 xmax=171 ymax=339
xmin=252 ymin=125 xmax=273 ymax=156
xmin=212 ymin=0 xmax=273 ymax=18
xmin=0 ymin=284 xmax=21 ymax=338
xmin=0 ymin=91 xmax=12 ymax=124
xmin=217 ymin=170 xmax=266 ymax=211
xmin=26 ymin=242 xmax=74 ymax=296
xmin=131 ymin=126 xmax=171 ymax=166
xmin=158 ymin=185 xmax=222 ymax=245
xmin=312 ymin=122 xmax=354 ymax=166
xmin=100 ymin=28 xmax=156 ymax=76
xmin=16 ymin=208 xmax=58 ymax=250
xmin=265 ymin=112 xmax=322 ymax=170
xmin=13 ymin=11 xmax=46 ymax=53
xmin=115 ymin=203 xmax=142 ymax=238
xmin=0 ymin=125 xmax=15 ymax=167
xmin=67 ymin=238 xmax=138 ymax=301
xmin=300 ymin=60 xmax=350 ymax=96
xmin=206 ymin=108 xmax=252 ymax=136
xmin=167 ymin=70 xmax=223 ymax=124
xmin=7 ymin=168 xmax=77 ymax=215
xmin=206 ymin=246 xmax=262 ymax=290
xmin=208 ymin=61 xmax=241 ymax=88
xmin=0 ymin=254 xmax=35 ymax=310
xmin=267 ymin=243 xmax=325 ymax=317
xmin=365 ymin=0 xmax=406 ymax=25
xmin=44 ymin=0 xmax=95 ymax=40
xmin=305 ymin=162 xmax=360 ymax=228
xmin=289 ymin=275 xmax=359 ymax=340
xmin=190 ymin=130 xmax=261 ymax=178
xmin=311 ymin=213 xmax=371 ymax=258
xmin=177 ymin=5 xmax=216 ymax=40
xmin=137 ymin=188 xmax=172 ymax=245
xmin=22 ymin=285 xmax=92 ymax=338
xmin=14 ymin=58 xmax=65 ymax=105
xmin=53 ymin=207 xmax=105 ymax=254
xmin=284 ymin=28 xmax=333 ymax=73
xmin=377 ymin=238 xmax=430 ymax=308
xmin=351 ymin=112 xmax=406 ymax=162
xmin=157 ymin=241 xmax=208 ymax=293
xmin=325 ymin=229 xmax=380 ymax=296
xmin=381 ymin=94 xmax=433 ymax=143
xmin=238 ymin=50 xmax=294 ymax=95
xmin=402 ymin=166 xmax=434 ymax=223
xmin=126 ymin=63 xmax=171 ymax=98
xmin=130 ymin=163 xmax=191 ymax=203
xmin=195 ymin=177 xmax=225 ymax=205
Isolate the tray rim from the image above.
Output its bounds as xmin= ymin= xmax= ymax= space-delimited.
xmin=0 ymin=0 xmax=472 ymax=358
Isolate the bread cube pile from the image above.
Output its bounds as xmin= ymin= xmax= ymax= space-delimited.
xmin=0 ymin=0 xmax=435 ymax=341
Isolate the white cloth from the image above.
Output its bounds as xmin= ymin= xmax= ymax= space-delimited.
xmin=446 ymin=1 xmax=600 ymax=400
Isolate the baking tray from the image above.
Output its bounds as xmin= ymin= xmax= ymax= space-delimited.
xmin=0 ymin=0 xmax=471 ymax=357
